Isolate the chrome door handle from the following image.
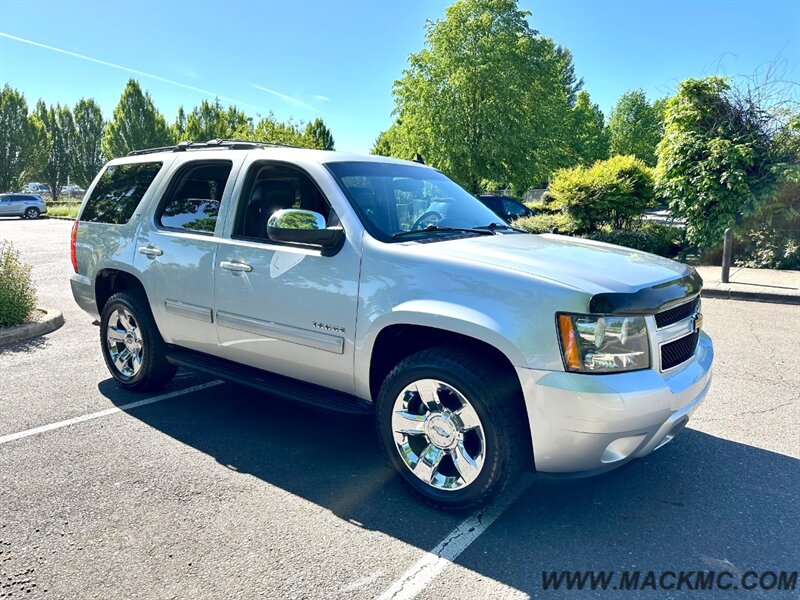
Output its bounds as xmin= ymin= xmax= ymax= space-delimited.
xmin=137 ymin=245 xmax=163 ymax=257
xmin=220 ymin=260 xmax=252 ymax=273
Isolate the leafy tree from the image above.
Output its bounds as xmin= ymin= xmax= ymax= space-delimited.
xmin=569 ymin=91 xmax=609 ymax=165
xmin=371 ymin=129 xmax=393 ymax=156
xmin=36 ymin=101 xmax=76 ymax=200
xmin=608 ymin=90 xmax=663 ymax=166
xmin=0 ymin=85 xmax=44 ymax=192
xmin=550 ymin=154 xmax=655 ymax=231
xmin=253 ymin=113 xmax=305 ymax=146
xmin=72 ymin=98 xmax=105 ymax=188
xmin=103 ymin=79 xmax=172 ymax=158
xmin=388 ymin=0 xmax=573 ymax=192
xmin=656 ymin=77 xmax=799 ymax=249
xmin=183 ymin=99 xmax=252 ymax=142
xmin=303 ymin=118 xmax=335 ymax=150
xmin=23 ymin=115 xmax=49 ymax=188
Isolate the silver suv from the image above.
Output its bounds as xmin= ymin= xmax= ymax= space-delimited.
xmin=70 ymin=140 xmax=713 ymax=510
xmin=0 ymin=193 xmax=48 ymax=219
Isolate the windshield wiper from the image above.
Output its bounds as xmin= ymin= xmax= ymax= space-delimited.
xmin=392 ymin=225 xmax=496 ymax=240
xmin=472 ymin=222 xmax=528 ymax=233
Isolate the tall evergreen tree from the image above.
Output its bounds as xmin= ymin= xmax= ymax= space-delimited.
xmin=304 ymin=118 xmax=335 ymax=150
xmin=103 ymin=79 xmax=172 ymax=158
xmin=172 ymin=106 xmax=187 ymax=142
xmin=72 ymin=98 xmax=105 ymax=188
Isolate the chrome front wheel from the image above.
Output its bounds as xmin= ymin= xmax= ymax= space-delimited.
xmin=391 ymin=378 xmax=486 ymax=492
xmin=105 ymin=308 xmax=144 ymax=379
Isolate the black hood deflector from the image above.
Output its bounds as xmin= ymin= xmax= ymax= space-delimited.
xmin=589 ymin=268 xmax=703 ymax=315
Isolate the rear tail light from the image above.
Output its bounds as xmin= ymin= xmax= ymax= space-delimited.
xmin=70 ymin=220 xmax=78 ymax=272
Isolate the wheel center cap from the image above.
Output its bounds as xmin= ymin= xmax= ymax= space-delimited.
xmin=124 ymin=332 xmax=139 ymax=352
xmin=425 ymin=414 xmax=458 ymax=449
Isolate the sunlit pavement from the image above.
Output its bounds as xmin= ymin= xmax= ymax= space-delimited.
xmin=1 ymin=217 xmax=798 ymax=599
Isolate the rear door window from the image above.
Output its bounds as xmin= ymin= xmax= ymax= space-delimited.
xmin=157 ymin=161 xmax=232 ymax=234
xmin=81 ymin=162 xmax=163 ymax=224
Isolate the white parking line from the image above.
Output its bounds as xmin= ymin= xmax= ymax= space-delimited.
xmin=376 ymin=476 xmax=533 ymax=600
xmin=0 ymin=380 xmax=224 ymax=446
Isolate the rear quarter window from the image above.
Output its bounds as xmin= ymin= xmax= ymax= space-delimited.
xmin=81 ymin=162 xmax=163 ymax=224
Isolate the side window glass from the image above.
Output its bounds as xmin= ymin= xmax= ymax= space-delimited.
xmin=81 ymin=162 xmax=163 ymax=224
xmin=157 ymin=162 xmax=232 ymax=233
xmin=235 ymin=163 xmax=333 ymax=241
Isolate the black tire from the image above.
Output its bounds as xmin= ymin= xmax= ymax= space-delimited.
xmin=100 ymin=290 xmax=177 ymax=391
xmin=375 ymin=345 xmax=529 ymax=511
xmin=23 ymin=207 xmax=40 ymax=219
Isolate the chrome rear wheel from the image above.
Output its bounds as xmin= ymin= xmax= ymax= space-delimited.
xmin=100 ymin=291 xmax=176 ymax=390
xmin=105 ymin=308 xmax=143 ymax=379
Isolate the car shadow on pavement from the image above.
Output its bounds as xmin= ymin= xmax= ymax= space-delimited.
xmin=101 ymin=378 xmax=800 ymax=595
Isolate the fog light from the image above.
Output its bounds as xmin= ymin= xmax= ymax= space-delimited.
xmin=601 ymin=435 xmax=646 ymax=463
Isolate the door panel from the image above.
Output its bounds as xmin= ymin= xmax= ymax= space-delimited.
xmin=133 ymin=159 xmax=239 ymax=355
xmin=214 ymin=238 xmax=360 ymax=394
xmin=134 ymin=228 xmax=220 ymax=353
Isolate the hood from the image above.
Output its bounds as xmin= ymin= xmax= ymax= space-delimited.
xmin=423 ymin=233 xmax=695 ymax=297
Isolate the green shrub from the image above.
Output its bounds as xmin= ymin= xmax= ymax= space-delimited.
xmin=513 ymin=213 xmax=579 ymax=235
xmin=734 ymin=227 xmax=800 ymax=270
xmin=550 ymin=155 xmax=655 ymax=232
xmin=46 ymin=205 xmax=79 ymax=218
xmin=586 ymin=223 xmax=686 ymax=258
xmin=587 ymin=230 xmax=662 ymax=254
xmin=734 ymin=177 xmax=800 ymax=269
xmin=0 ymin=241 xmax=37 ymax=327
xmin=639 ymin=221 xmax=687 ymax=257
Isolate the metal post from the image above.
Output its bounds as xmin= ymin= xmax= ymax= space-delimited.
xmin=721 ymin=227 xmax=733 ymax=283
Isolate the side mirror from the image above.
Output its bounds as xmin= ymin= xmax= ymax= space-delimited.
xmin=267 ymin=209 xmax=344 ymax=248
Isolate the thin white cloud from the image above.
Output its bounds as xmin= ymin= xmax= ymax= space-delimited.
xmin=313 ymin=94 xmax=331 ymax=102
xmin=251 ymin=84 xmax=317 ymax=112
xmin=0 ymin=32 xmax=259 ymax=110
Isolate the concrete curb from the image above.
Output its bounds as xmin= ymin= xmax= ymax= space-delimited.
xmin=0 ymin=308 xmax=65 ymax=346
xmin=701 ymin=288 xmax=800 ymax=306
xmin=43 ymin=215 xmax=76 ymax=221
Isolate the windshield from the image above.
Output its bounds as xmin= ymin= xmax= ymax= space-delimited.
xmin=326 ymin=161 xmax=506 ymax=242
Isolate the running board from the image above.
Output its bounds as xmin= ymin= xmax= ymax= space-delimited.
xmin=165 ymin=348 xmax=374 ymax=415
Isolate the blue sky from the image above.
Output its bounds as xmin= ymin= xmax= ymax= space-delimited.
xmin=1 ymin=0 xmax=798 ymax=154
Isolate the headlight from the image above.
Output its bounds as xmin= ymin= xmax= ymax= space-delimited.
xmin=557 ymin=313 xmax=650 ymax=373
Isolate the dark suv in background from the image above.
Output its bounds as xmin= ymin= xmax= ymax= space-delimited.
xmin=476 ymin=194 xmax=536 ymax=223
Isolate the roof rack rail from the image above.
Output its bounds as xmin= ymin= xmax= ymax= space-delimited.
xmin=126 ymin=138 xmax=304 ymax=157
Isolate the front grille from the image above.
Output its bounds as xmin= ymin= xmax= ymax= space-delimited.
xmin=655 ymin=297 xmax=699 ymax=328
xmin=661 ymin=331 xmax=699 ymax=370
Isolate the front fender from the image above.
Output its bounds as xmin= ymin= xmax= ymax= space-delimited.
xmin=353 ymin=300 xmax=528 ymax=401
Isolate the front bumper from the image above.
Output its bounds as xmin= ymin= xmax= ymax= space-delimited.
xmin=517 ymin=331 xmax=713 ymax=474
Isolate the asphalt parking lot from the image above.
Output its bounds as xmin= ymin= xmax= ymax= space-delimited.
xmin=1 ymin=217 xmax=798 ymax=599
